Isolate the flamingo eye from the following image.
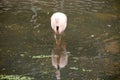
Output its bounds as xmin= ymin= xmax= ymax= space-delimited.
xmin=56 ymin=26 xmax=59 ymax=31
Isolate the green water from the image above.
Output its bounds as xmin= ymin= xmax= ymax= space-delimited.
xmin=0 ymin=0 xmax=120 ymax=80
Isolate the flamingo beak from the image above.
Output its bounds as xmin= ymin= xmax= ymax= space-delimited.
xmin=56 ymin=26 xmax=59 ymax=34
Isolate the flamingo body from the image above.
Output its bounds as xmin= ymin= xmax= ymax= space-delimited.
xmin=51 ymin=12 xmax=67 ymax=34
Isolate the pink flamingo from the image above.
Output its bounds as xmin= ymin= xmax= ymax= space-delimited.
xmin=51 ymin=12 xmax=67 ymax=41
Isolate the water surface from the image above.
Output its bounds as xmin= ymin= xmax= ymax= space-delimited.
xmin=0 ymin=0 xmax=120 ymax=80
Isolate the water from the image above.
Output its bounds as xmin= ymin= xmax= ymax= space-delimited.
xmin=0 ymin=0 xmax=120 ymax=80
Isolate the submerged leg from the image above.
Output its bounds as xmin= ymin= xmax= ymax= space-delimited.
xmin=54 ymin=33 xmax=63 ymax=45
xmin=54 ymin=33 xmax=57 ymax=40
xmin=54 ymin=33 xmax=58 ymax=44
xmin=59 ymin=35 xmax=62 ymax=41
xmin=56 ymin=35 xmax=63 ymax=45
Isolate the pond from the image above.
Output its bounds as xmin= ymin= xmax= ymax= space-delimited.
xmin=0 ymin=0 xmax=120 ymax=80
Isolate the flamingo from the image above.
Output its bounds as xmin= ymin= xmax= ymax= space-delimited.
xmin=51 ymin=12 xmax=67 ymax=41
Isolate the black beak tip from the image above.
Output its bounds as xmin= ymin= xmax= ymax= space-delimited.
xmin=56 ymin=26 xmax=59 ymax=31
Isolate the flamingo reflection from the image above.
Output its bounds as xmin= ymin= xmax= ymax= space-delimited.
xmin=52 ymin=40 xmax=68 ymax=80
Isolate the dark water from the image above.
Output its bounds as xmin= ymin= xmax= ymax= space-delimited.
xmin=0 ymin=0 xmax=120 ymax=80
